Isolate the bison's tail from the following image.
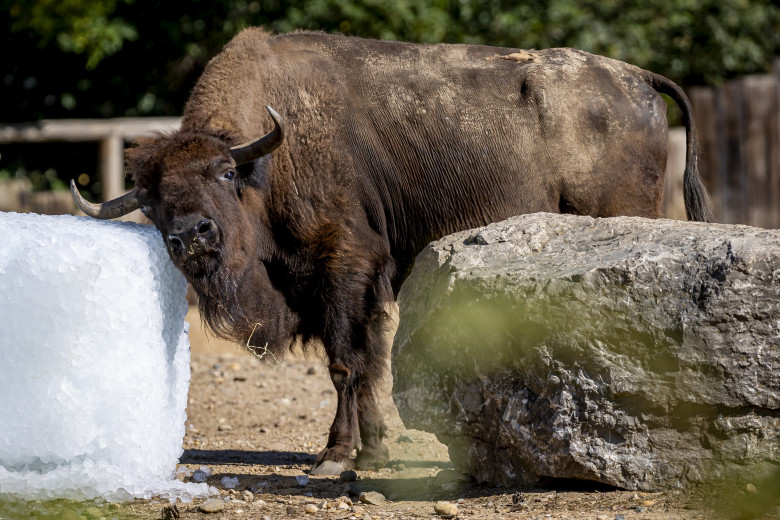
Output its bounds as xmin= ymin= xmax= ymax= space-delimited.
xmin=643 ymin=71 xmax=715 ymax=223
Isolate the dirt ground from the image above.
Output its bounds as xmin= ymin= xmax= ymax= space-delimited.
xmin=112 ymin=307 xmax=771 ymax=520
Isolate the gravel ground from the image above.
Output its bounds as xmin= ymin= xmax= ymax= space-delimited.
xmin=109 ymin=308 xmax=773 ymax=520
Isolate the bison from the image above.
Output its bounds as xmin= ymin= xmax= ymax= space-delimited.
xmin=72 ymin=28 xmax=713 ymax=475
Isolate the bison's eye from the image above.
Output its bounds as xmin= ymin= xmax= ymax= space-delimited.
xmin=219 ymin=169 xmax=236 ymax=182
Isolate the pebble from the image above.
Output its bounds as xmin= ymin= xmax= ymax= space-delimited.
xmin=746 ymin=483 xmax=758 ymax=493
xmin=642 ymin=499 xmax=655 ymax=506
xmin=615 ymin=515 xmax=626 ymax=520
xmin=596 ymin=515 xmax=610 ymax=520
xmin=242 ymin=490 xmax=254 ymax=502
xmin=359 ymin=491 xmax=386 ymax=505
xmin=305 ymin=504 xmax=319 ymax=514
xmin=198 ymin=498 xmax=225 ymax=513
xmin=296 ymin=474 xmax=309 ymax=486
xmin=337 ymin=501 xmax=351 ymax=510
xmin=218 ymin=424 xmax=232 ymax=431
xmin=434 ymin=501 xmax=458 ymax=516
xmin=339 ymin=470 xmax=358 ymax=482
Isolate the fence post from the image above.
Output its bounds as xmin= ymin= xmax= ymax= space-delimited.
xmin=664 ymin=128 xmax=687 ymax=220
xmin=99 ymin=133 xmax=125 ymax=202
xmin=689 ymin=87 xmax=721 ymax=221
xmin=743 ymin=75 xmax=779 ymax=229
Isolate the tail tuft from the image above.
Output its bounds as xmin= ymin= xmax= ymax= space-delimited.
xmin=644 ymin=71 xmax=715 ymax=222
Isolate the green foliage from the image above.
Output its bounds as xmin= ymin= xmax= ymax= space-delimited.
xmin=8 ymin=0 xmax=138 ymax=70
xmin=4 ymin=0 xmax=779 ymax=122
xmin=1 ymin=0 xmax=778 ymax=191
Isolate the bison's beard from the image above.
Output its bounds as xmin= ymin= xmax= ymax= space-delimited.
xmin=190 ymin=259 xmax=299 ymax=356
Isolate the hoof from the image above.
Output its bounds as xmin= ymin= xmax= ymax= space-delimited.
xmin=310 ymin=459 xmax=353 ymax=476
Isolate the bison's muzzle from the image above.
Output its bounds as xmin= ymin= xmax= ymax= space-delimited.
xmin=166 ymin=216 xmax=220 ymax=273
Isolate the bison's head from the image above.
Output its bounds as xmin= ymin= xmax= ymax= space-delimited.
xmin=72 ymin=106 xmax=283 ymax=275
xmin=72 ymin=107 xmax=297 ymax=344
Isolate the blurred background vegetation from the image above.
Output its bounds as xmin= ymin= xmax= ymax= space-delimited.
xmin=2 ymin=0 xmax=780 ymax=193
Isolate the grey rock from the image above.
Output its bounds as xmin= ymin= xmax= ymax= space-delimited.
xmin=392 ymin=213 xmax=780 ymax=491
xmin=358 ymin=491 xmax=386 ymax=505
xmin=339 ymin=469 xmax=358 ymax=482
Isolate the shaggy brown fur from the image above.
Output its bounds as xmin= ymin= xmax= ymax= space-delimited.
xmin=123 ymin=28 xmax=713 ymax=473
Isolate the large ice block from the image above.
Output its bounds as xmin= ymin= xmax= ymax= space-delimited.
xmin=0 ymin=212 xmax=210 ymax=501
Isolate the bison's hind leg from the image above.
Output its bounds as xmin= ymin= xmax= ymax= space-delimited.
xmin=354 ymin=375 xmax=390 ymax=470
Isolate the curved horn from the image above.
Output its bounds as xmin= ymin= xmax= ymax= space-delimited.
xmin=230 ymin=106 xmax=285 ymax=166
xmin=70 ymin=180 xmax=140 ymax=219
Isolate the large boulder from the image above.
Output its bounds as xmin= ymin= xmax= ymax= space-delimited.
xmin=391 ymin=213 xmax=780 ymax=491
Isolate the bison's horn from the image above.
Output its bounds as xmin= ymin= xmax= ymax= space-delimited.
xmin=70 ymin=180 xmax=140 ymax=219
xmin=229 ymin=106 xmax=285 ymax=166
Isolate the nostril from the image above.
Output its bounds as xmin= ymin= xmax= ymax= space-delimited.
xmin=196 ymin=219 xmax=214 ymax=236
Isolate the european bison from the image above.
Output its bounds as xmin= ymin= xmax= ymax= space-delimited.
xmin=72 ymin=28 xmax=713 ymax=474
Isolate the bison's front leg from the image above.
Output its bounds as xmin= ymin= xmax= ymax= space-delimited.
xmin=310 ymin=362 xmax=360 ymax=475
xmin=311 ymin=311 xmax=390 ymax=475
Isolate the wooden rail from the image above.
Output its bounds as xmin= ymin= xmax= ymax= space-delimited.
xmin=0 ymin=117 xmax=181 ymax=202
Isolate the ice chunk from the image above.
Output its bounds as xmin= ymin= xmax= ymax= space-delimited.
xmin=220 ymin=476 xmax=239 ymax=489
xmin=0 ymin=212 xmax=211 ymax=502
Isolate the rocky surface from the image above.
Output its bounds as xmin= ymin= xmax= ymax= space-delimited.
xmin=392 ymin=213 xmax=780 ymax=491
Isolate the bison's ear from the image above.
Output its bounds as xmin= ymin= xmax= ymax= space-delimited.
xmin=235 ymin=155 xmax=272 ymax=191
xmin=230 ymin=106 xmax=285 ymax=166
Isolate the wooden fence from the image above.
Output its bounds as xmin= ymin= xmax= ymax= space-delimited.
xmin=683 ymin=61 xmax=780 ymax=228
xmin=0 ymin=117 xmax=180 ymax=206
